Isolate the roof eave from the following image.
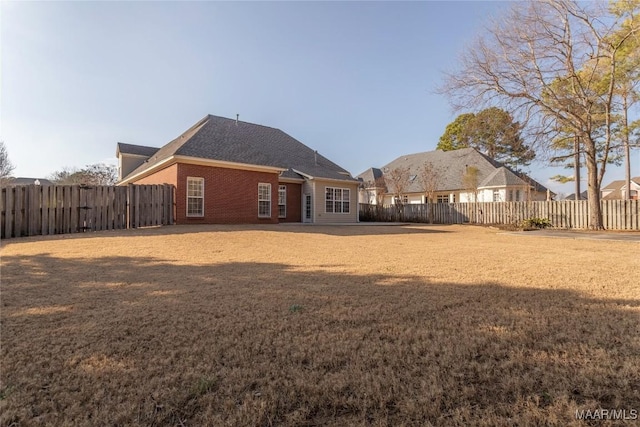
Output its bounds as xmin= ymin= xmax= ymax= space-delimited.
xmin=118 ymin=155 xmax=287 ymax=185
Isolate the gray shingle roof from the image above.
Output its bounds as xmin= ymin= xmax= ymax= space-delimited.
xmin=6 ymin=177 xmax=55 ymax=186
xmin=602 ymin=177 xmax=640 ymax=191
xmin=116 ymin=142 xmax=159 ymax=157
xmin=562 ymin=191 xmax=588 ymax=200
xmin=357 ymin=168 xmax=383 ymax=186
xmin=602 ymin=179 xmax=625 ymax=191
xmin=358 ymin=148 xmax=549 ymax=193
xmin=123 ymin=115 xmax=355 ymax=182
xmin=480 ymin=167 xmax=527 ymax=187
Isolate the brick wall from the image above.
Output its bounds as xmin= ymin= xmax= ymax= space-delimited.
xmin=129 ymin=163 xmax=306 ymax=224
xmin=133 ymin=164 xmax=178 ymax=187
xmin=279 ymin=183 xmax=302 ymax=223
xmin=176 ymin=164 xmax=280 ymax=224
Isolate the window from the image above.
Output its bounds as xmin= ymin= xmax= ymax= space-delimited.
xmin=305 ymin=194 xmax=312 ymax=220
xmin=515 ymin=190 xmax=521 ymax=201
xmin=493 ymin=190 xmax=501 ymax=202
xmin=258 ymin=183 xmax=271 ymax=218
xmin=437 ymin=195 xmax=449 ymax=204
xmin=325 ymin=187 xmax=350 ymax=213
xmin=278 ymin=185 xmax=286 ymax=218
xmin=187 ymin=177 xmax=204 ymax=217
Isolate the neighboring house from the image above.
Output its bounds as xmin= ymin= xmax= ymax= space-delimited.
xmin=357 ymin=148 xmax=551 ymax=205
xmin=562 ymin=191 xmax=588 ymax=201
xmin=117 ymin=115 xmax=359 ymax=224
xmin=4 ymin=177 xmax=55 ymax=186
xmin=601 ymin=177 xmax=640 ymax=200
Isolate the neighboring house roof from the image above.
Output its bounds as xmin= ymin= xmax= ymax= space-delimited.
xmin=602 ymin=177 xmax=640 ymax=191
xmin=5 ymin=177 xmax=54 ymax=186
xmin=121 ymin=115 xmax=356 ymax=183
xmin=357 ymin=148 xmax=550 ymax=194
xmin=562 ymin=191 xmax=588 ymax=200
xmin=602 ymin=179 xmax=625 ymax=192
xmin=603 ymin=189 xmax=623 ymax=200
xmin=480 ymin=167 xmax=526 ymax=188
xmin=357 ymin=167 xmax=384 ymax=186
xmin=116 ymin=142 xmax=159 ymax=157
xmin=601 ymin=177 xmax=640 ymax=200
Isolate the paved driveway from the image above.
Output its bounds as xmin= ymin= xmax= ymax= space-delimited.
xmin=502 ymin=229 xmax=640 ymax=242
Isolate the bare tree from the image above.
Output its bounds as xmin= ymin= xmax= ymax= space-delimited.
xmin=0 ymin=141 xmax=16 ymax=185
xmin=374 ymin=176 xmax=387 ymax=207
xmin=386 ymin=167 xmax=411 ymax=220
xmin=462 ymin=166 xmax=480 ymax=202
xmin=418 ymin=161 xmax=442 ymax=223
xmin=359 ymin=179 xmax=375 ymax=205
xmin=49 ymin=164 xmax=118 ymax=186
xmin=440 ymin=0 xmax=640 ymax=229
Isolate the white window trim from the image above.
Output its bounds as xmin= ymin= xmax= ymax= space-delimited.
xmin=278 ymin=185 xmax=287 ymax=218
xmin=258 ymin=183 xmax=272 ymax=218
xmin=186 ymin=177 xmax=205 ymax=217
xmin=325 ymin=187 xmax=351 ymax=214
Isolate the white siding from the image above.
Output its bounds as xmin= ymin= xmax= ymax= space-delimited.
xmin=314 ymin=180 xmax=359 ymax=224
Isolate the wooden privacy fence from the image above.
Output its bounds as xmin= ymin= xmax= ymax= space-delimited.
xmin=360 ymin=200 xmax=640 ymax=230
xmin=1 ymin=184 xmax=175 ymax=239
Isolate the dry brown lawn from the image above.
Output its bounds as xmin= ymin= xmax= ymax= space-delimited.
xmin=1 ymin=224 xmax=638 ymax=426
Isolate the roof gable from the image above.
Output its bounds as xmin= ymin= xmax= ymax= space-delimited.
xmin=479 ymin=167 xmax=528 ymax=188
xmin=356 ymin=168 xmax=383 ymax=186
xmin=116 ymin=143 xmax=159 ymax=158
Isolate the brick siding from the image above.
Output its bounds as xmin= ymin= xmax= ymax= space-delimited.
xmin=279 ymin=183 xmax=302 ymax=223
xmin=130 ymin=163 xmax=308 ymax=224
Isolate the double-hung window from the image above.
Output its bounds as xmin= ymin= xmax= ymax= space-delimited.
xmin=258 ymin=183 xmax=271 ymax=218
xmin=186 ymin=177 xmax=204 ymax=217
xmin=278 ymin=185 xmax=286 ymax=218
xmin=325 ymin=187 xmax=350 ymax=213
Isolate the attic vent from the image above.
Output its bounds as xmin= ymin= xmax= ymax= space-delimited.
xmin=409 ymin=175 xmax=417 ymax=181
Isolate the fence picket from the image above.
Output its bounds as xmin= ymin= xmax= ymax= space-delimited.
xmin=360 ymin=200 xmax=640 ymax=231
xmin=0 ymin=184 xmax=174 ymax=238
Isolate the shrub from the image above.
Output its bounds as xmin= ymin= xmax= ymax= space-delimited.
xmin=289 ymin=304 xmax=303 ymax=313
xmin=521 ymin=217 xmax=552 ymax=229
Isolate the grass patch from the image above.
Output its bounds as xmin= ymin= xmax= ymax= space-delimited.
xmin=1 ymin=224 xmax=638 ymax=425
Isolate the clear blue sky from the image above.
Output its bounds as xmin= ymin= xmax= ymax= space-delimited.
xmin=2 ymin=1 xmax=637 ymax=196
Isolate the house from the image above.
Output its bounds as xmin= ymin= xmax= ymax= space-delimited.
xmin=357 ymin=148 xmax=551 ymax=205
xmin=601 ymin=177 xmax=640 ymax=200
xmin=4 ymin=177 xmax=55 ymax=186
xmin=116 ymin=115 xmax=359 ymax=224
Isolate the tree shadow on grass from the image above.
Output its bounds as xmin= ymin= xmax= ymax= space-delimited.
xmin=1 ymin=253 xmax=638 ymax=426
xmin=0 ymin=223 xmax=451 ymax=247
